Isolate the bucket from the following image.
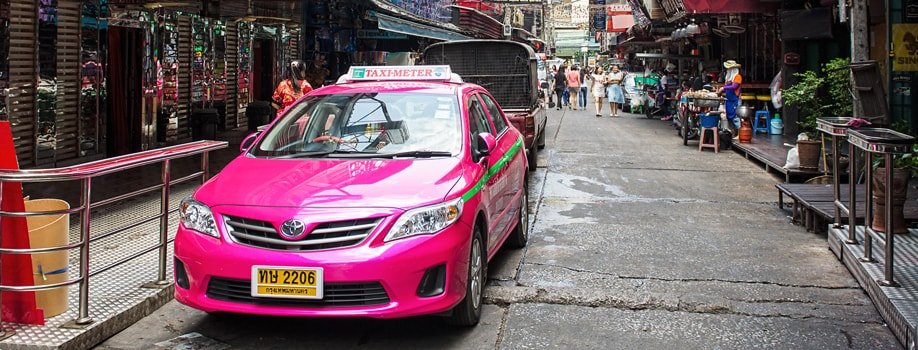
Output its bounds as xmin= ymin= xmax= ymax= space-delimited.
xmin=699 ymin=113 xmax=720 ymax=128
xmin=770 ymin=117 xmax=784 ymax=135
xmin=24 ymin=199 xmax=70 ymax=318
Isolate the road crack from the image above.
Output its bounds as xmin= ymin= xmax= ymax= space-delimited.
xmin=524 ymin=262 xmax=860 ymax=290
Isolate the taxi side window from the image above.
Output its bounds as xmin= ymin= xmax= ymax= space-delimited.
xmin=479 ymin=93 xmax=508 ymax=134
xmin=468 ymin=97 xmax=493 ymax=154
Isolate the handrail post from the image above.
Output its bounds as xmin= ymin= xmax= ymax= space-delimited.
xmin=846 ymin=141 xmax=858 ymax=244
xmin=201 ymin=151 xmax=210 ymax=182
xmin=862 ymin=152 xmax=875 ymax=262
xmin=75 ymin=177 xmax=94 ymax=325
xmin=156 ymin=159 xmax=171 ymax=285
xmin=879 ymin=153 xmax=899 ymax=286
xmin=0 ymin=181 xmax=10 ymax=341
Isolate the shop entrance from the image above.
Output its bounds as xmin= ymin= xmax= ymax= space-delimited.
xmin=105 ymin=26 xmax=144 ymax=156
xmin=252 ymin=38 xmax=276 ymax=102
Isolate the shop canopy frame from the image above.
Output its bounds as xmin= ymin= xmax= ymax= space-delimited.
xmin=376 ymin=12 xmax=470 ymax=42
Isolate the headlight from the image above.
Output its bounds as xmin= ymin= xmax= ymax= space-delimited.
xmin=180 ymin=198 xmax=219 ymax=238
xmin=385 ymin=198 xmax=463 ymax=242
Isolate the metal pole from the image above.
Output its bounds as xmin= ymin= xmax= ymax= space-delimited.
xmin=832 ymin=134 xmax=841 ymax=228
xmin=156 ymin=159 xmax=171 ymax=284
xmin=862 ymin=152 xmax=874 ymax=262
xmin=0 ymin=180 xmax=6 ymax=340
xmin=75 ymin=178 xmax=93 ymax=325
xmin=846 ymin=141 xmax=858 ymax=244
xmin=201 ymin=151 xmax=210 ymax=182
xmin=880 ymin=153 xmax=898 ymax=286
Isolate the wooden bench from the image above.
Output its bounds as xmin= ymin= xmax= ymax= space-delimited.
xmin=732 ymin=134 xmax=824 ymax=183
xmin=777 ymin=183 xmax=918 ymax=232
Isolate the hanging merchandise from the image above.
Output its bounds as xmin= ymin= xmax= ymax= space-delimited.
xmin=770 ymin=70 xmax=783 ymax=109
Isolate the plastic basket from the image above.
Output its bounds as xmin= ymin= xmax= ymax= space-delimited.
xmin=699 ymin=113 xmax=720 ymax=128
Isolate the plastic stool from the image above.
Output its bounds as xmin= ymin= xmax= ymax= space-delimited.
xmin=753 ymin=110 xmax=770 ymax=134
xmin=699 ymin=126 xmax=719 ymax=153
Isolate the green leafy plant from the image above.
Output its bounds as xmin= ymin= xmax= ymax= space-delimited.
xmin=782 ymin=70 xmax=824 ymax=135
xmin=782 ymin=58 xmax=854 ymax=136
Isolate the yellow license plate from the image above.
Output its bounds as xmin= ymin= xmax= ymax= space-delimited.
xmin=250 ymin=266 xmax=324 ymax=299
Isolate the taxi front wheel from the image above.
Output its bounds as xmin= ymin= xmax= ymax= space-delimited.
xmin=445 ymin=225 xmax=485 ymax=326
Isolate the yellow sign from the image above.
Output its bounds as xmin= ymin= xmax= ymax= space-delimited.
xmin=893 ymin=24 xmax=918 ymax=71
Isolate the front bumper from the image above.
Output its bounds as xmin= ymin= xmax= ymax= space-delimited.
xmin=174 ymin=213 xmax=473 ymax=319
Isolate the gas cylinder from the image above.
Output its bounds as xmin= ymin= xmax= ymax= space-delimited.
xmin=738 ymin=119 xmax=753 ymax=144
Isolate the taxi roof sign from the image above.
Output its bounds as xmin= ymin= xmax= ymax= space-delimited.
xmin=336 ymin=65 xmax=462 ymax=84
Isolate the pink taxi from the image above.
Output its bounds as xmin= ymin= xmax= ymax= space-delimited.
xmin=174 ymin=66 xmax=529 ymax=326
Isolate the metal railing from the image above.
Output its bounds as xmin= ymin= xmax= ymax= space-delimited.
xmin=822 ymin=120 xmax=915 ymax=287
xmin=0 ymin=140 xmax=227 ymax=341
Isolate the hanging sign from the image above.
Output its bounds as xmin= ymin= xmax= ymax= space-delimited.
xmin=784 ymin=52 xmax=801 ymax=66
xmin=892 ymin=24 xmax=918 ymax=71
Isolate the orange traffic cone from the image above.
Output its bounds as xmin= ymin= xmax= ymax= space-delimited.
xmin=0 ymin=120 xmax=45 ymax=324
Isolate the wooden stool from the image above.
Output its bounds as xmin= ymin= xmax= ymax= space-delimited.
xmin=699 ymin=126 xmax=719 ymax=153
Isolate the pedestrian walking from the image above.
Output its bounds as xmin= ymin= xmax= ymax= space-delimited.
xmin=272 ymin=60 xmax=313 ymax=118
xmin=578 ymin=67 xmax=590 ymax=110
xmin=589 ymin=66 xmax=606 ymax=117
xmin=553 ymin=66 xmax=567 ymax=110
xmin=606 ymin=65 xmax=625 ymax=117
xmin=566 ymin=66 xmax=582 ymax=110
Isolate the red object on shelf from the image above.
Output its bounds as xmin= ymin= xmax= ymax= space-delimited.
xmin=0 ymin=120 xmax=45 ymax=325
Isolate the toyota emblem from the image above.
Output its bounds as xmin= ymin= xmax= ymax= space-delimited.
xmin=280 ymin=219 xmax=306 ymax=239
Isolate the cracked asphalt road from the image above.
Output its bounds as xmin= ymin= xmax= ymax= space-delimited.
xmin=96 ymin=108 xmax=901 ymax=349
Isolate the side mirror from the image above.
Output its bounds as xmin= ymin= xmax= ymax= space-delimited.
xmin=475 ymin=132 xmax=497 ymax=161
xmin=240 ymin=132 xmax=259 ymax=153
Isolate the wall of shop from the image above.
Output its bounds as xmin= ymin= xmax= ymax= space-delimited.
xmin=0 ymin=0 xmax=298 ymax=168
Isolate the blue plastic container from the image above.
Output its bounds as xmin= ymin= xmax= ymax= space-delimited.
xmin=770 ymin=115 xmax=784 ymax=135
xmin=699 ymin=113 xmax=720 ymax=128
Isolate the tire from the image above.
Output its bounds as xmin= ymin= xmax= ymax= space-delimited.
xmin=682 ymin=116 xmax=690 ymax=146
xmin=446 ymin=225 xmax=486 ymax=327
xmin=505 ymin=184 xmax=529 ymax=249
xmin=526 ymin=146 xmax=537 ymax=171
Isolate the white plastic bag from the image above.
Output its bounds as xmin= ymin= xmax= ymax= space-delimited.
xmin=770 ymin=70 xmax=783 ymax=109
xmin=784 ymin=147 xmax=800 ymax=169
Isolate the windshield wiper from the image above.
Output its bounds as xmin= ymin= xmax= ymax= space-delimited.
xmin=378 ymin=151 xmax=453 ymax=158
xmin=275 ymin=149 xmax=380 ymax=159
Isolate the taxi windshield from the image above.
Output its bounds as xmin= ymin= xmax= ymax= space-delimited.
xmin=252 ymin=92 xmax=461 ymax=158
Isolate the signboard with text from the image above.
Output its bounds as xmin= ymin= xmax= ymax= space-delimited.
xmin=893 ymin=24 xmax=918 ymax=71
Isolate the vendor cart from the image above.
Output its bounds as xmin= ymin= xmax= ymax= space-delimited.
xmin=676 ymin=97 xmax=724 ymax=146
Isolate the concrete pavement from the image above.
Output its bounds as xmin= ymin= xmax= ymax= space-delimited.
xmin=96 ymin=107 xmax=900 ymax=349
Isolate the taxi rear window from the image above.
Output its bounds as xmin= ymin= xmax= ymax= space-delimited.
xmin=252 ymin=92 xmax=462 ymax=158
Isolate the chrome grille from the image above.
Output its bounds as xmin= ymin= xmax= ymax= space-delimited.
xmin=207 ymin=277 xmax=390 ymax=307
xmin=223 ymin=215 xmax=381 ymax=251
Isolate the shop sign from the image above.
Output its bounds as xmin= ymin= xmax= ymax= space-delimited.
xmin=356 ymin=29 xmax=407 ymax=40
xmin=784 ymin=52 xmax=801 ymax=66
xmin=906 ymin=0 xmax=918 ymax=23
xmin=659 ymin=0 xmax=687 ymax=22
xmin=892 ymin=24 xmax=918 ymax=71
xmin=345 ymin=65 xmax=454 ymax=81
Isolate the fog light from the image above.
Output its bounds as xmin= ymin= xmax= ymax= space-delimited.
xmin=174 ymin=258 xmax=190 ymax=289
xmin=417 ymin=264 xmax=446 ymax=297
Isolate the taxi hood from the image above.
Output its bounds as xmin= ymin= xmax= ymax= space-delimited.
xmin=194 ymin=155 xmax=465 ymax=210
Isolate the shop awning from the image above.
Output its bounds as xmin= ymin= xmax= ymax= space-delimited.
xmin=376 ymin=13 xmax=470 ymax=42
xmin=682 ymin=0 xmax=779 ymax=13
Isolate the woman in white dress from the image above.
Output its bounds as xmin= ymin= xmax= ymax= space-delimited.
xmin=605 ymin=65 xmax=626 ymax=117
xmin=589 ymin=66 xmax=606 ymax=117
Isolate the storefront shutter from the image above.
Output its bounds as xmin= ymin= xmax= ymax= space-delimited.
xmin=8 ymin=0 xmax=36 ymax=167
xmin=177 ymin=14 xmax=192 ymax=142
xmin=55 ymin=0 xmax=81 ymax=163
xmin=225 ymin=24 xmax=238 ymax=129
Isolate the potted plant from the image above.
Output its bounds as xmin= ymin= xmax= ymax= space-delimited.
xmin=782 ymin=70 xmax=823 ymax=170
xmin=782 ymin=58 xmax=854 ymax=171
xmin=872 ymin=133 xmax=917 ymax=234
